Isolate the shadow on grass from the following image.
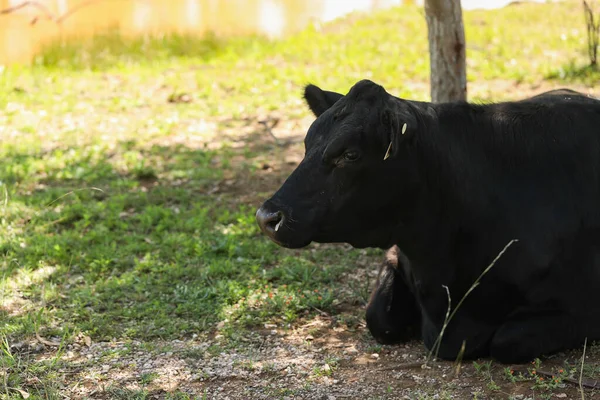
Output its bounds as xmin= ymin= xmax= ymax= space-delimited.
xmin=545 ymin=61 xmax=600 ymax=87
xmin=0 ymin=131 xmax=371 ymax=348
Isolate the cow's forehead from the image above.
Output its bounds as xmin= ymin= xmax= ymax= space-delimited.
xmin=328 ymin=96 xmax=372 ymax=122
xmin=305 ymin=80 xmax=392 ymax=139
xmin=303 ymin=80 xmax=390 ymax=147
xmin=347 ymin=79 xmax=387 ymax=98
xmin=304 ymin=100 xmax=371 ymax=150
xmin=304 ymin=113 xmax=332 ymax=147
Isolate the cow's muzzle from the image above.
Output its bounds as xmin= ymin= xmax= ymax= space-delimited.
xmin=256 ymin=200 xmax=313 ymax=248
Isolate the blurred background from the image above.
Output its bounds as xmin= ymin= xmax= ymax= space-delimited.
xmin=1 ymin=0 xmax=553 ymax=65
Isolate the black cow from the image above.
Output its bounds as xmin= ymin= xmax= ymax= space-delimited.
xmin=256 ymin=79 xmax=600 ymax=364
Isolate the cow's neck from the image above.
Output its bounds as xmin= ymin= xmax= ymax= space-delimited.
xmin=390 ymin=102 xmax=486 ymax=273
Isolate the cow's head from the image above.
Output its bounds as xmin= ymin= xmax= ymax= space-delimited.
xmin=256 ymin=79 xmax=423 ymax=249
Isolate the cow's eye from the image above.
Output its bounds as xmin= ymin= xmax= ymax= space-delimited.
xmin=343 ymin=151 xmax=360 ymax=162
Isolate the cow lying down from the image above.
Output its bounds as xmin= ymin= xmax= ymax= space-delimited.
xmin=256 ymin=79 xmax=600 ymax=364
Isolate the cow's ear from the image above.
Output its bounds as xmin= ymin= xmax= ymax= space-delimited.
xmin=303 ymin=84 xmax=343 ymax=117
xmin=382 ymin=105 xmax=416 ymax=160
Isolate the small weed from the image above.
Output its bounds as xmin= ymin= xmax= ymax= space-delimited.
xmin=473 ymin=360 xmax=493 ymax=377
xmin=312 ymin=365 xmax=332 ymax=377
xmin=473 ymin=360 xmax=500 ymax=392
xmin=565 ymin=354 xmax=600 ymax=380
xmin=503 ymin=366 xmax=528 ymax=383
xmin=140 ymin=372 xmax=159 ymax=385
xmin=527 ymin=358 xmax=564 ymax=390
xmin=181 ymin=348 xmax=206 ymax=360
xmin=411 ymin=390 xmax=455 ymax=400
xmin=205 ymin=345 xmax=224 ymax=357
xmin=105 ymin=387 xmax=149 ymax=400
xmin=165 ymin=392 xmax=196 ymax=400
xmin=367 ymin=344 xmax=383 ymax=354
xmin=471 ymin=392 xmax=484 ymax=400
xmin=487 ymin=380 xmax=501 ymax=391
xmin=312 ymin=359 xmax=337 ymax=378
xmin=234 ymin=359 xmax=255 ymax=371
xmin=262 ymin=362 xmax=277 ymax=373
xmin=325 ymin=356 xmax=340 ymax=369
xmin=501 ymin=358 xmax=573 ymax=394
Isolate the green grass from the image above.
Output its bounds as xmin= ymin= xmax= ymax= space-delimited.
xmin=1 ymin=1 xmax=599 ymax=398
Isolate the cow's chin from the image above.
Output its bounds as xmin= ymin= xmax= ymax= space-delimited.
xmin=313 ymin=230 xmax=393 ymax=250
xmin=271 ymin=238 xmax=312 ymax=249
xmin=267 ymin=226 xmax=391 ymax=250
xmin=266 ymin=231 xmax=313 ymax=249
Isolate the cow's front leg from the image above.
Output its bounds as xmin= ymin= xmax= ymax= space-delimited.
xmin=365 ymin=246 xmax=421 ymax=344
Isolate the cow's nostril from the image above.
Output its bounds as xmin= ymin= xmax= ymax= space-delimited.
xmin=268 ymin=212 xmax=284 ymax=231
xmin=256 ymin=207 xmax=285 ymax=236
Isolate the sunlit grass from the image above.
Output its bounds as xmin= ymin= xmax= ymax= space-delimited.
xmin=0 ymin=1 xmax=599 ymax=397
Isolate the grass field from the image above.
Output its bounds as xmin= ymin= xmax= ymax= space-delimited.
xmin=1 ymin=1 xmax=600 ymax=399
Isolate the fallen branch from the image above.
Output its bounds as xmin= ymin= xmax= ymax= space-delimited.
xmin=35 ymin=331 xmax=60 ymax=347
xmin=0 ymin=1 xmax=55 ymax=21
xmin=310 ymin=305 xmax=330 ymax=317
xmin=0 ymin=0 xmax=135 ymax=26
xmin=258 ymin=117 xmax=281 ymax=145
xmin=510 ymin=366 xmax=600 ymax=390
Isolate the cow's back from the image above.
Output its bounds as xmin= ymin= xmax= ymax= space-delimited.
xmin=427 ymin=96 xmax=600 ymax=292
xmin=524 ymin=88 xmax=599 ymax=104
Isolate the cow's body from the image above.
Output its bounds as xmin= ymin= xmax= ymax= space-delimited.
xmin=256 ymin=80 xmax=600 ymax=363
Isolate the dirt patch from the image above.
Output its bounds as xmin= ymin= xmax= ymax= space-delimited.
xmin=10 ymin=317 xmax=599 ymax=399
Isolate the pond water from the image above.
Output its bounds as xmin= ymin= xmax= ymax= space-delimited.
xmin=0 ymin=0 xmax=551 ymax=65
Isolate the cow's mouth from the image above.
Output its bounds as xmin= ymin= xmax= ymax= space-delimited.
xmin=261 ymin=227 xmax=313 ymax=249
xmin=256 ymin=203 xmax=313 ymax=248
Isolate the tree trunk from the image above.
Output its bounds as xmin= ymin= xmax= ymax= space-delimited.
xmin=583 ymin=0 xmax=599 ymax=67
xmin=424 ymin=0 xmax=467 ymax=103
